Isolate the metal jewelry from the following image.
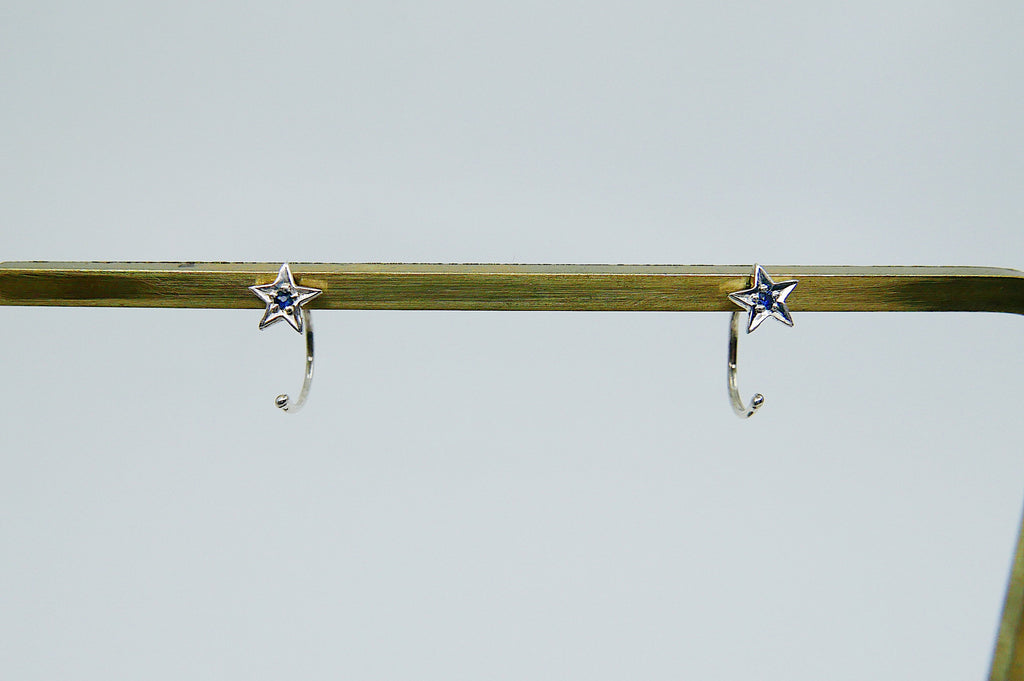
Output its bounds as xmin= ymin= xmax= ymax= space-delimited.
xmin=249 ymin=263 xmax=322 ymax=413
xmin=726 ymin=264 xmax=798 ymax=418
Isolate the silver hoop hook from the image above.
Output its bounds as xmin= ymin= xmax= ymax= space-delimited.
xmin=249 ymin=263 xmax=323 ymax=414
xmin=728 ymin=310 xmax=764 ymax=418
xmin=726 ymin=264 xmax=799 ymax=419
xmin=275 ymin=308 xmax=314 ymax=412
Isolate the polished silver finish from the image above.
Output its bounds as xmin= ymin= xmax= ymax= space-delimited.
xmin=728 ymin=311 xmax=765 ymax=418
xmin=726 ymin=264 xmax=798 ymax=418
xmin=248 ymin=263 xmax=323 ymax=332
xmin=274 ymin=308 xmax=315 ymax=413
xmin=249 ymin=263 xmax=322 ymax=413
xmin=728 ymin=264 xmax=798 ymax=333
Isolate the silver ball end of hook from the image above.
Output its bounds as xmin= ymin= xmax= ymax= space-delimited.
xmin=275 ymin=394 xmax=290 ymax=410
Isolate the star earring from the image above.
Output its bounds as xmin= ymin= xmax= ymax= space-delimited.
xmin=249 ymin=262 xmax=322 ymax=333
xmin=249 ymin=263 xmax=322 ymax=413
xmin=726 ymin=264 xmax=798 ymax=418
xmin=728 ymin=264 xmax=798 ymax=333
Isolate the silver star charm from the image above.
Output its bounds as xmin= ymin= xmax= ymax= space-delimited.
xmin=728 ymin=264 xmax=798 ymax=333
xmin=249 ymin=263 xmax=322 ymax=332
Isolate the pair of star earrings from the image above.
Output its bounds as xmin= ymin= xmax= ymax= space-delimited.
xmin=249 ymin=263 xmax=798 ymax=418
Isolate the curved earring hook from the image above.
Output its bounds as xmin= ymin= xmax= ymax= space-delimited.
xmin=275 ymin=308 xmax=314 ymax=412
xmin=728 ymin=310 xmax=764 ymax=418
xmin=249 ymin=263 xmax=324 ymax=414
xmin=726 ymin=264 xmax=799 ymax=419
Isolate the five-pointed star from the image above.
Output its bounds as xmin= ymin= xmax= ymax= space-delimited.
xmin=249 ymin=263 xmax=322 ymax=332
xmin=728 ymin=264 xmax=798 ymax=333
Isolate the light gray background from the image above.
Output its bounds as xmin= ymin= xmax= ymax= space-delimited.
xmin=2 ymin=1 xmax=1022 ymax=679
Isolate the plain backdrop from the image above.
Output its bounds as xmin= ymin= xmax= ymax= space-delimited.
xmin=1 ymin=1 xmax=1023 ymax=679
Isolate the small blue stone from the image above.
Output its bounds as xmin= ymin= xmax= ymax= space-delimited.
xmin=757 ymin=289 xmax=774 ymax=310
xmin=274 ymin=289 xmax=295 ymax=309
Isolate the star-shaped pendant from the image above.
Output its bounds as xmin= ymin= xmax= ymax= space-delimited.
xmin=728 ymin=264 xmax=798 ymax=333
xmin=249 ymin=263 xmax=322 ymax=332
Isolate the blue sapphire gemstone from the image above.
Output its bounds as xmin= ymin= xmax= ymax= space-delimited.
xmin=756 ymin=288 xmax=775 ymax=310
xmin=274 ymin=289 xmax=295 ymax=309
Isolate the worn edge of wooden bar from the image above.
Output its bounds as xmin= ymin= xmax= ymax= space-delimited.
xmin=2 ymin=262 xmax=1023 ymax=315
